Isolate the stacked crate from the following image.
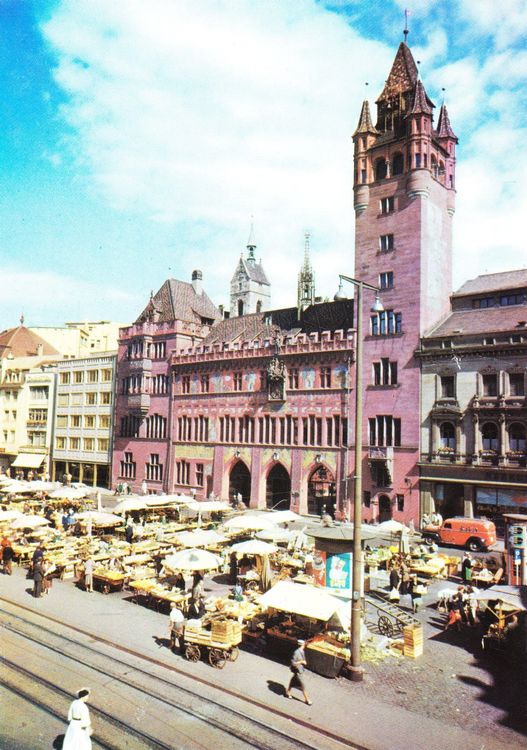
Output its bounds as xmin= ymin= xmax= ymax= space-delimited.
xmin=403 ymin=624 xmax=423 ymax=658
xmin=211 ymin=619 xmax=242 ymax=643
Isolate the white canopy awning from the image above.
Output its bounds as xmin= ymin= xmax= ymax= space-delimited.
xmin=258 ymin=580 xmax=345 ymax=621
xmin=11 ymin=453 xmax=46 ymax=469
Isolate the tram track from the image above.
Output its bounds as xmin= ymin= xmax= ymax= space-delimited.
xmin=0 ymin=598 xmax=367 ymax=750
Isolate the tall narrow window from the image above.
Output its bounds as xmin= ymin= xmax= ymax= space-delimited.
xmin=379 ymin=234 xmax=394 ymax=252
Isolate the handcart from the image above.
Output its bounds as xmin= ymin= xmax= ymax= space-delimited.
xmin=183 ymin=620 xmax=242 ymax=668
xmin=366 ymin=591 xmax=420 ymax=637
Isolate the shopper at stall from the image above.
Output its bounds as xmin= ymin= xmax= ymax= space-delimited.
xmin=33 ymin=560 xmax=44 ymax=598
xmin=2 ymin=538 xmax=13 ymax=575
xmin=84 ymin=557 xmax=94 ymax=593
xmin=389 ymin=563 xmax=400 ymax=593
xmin=444 ymin=593 xmax=463 ymax=632
xmin=63 ymin=687 xmax=92 ymax=750
xmin=285 ymin=640 xmax=312 ymax=705
xmin=461 ymin=553 xmax=473 ymax=585
xmin=173 ymin=572 xmax=186 ymax=593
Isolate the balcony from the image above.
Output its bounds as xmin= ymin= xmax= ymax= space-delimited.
xmin=127 ymin=358 xmax=152 ymax=373
xmin=127 ymin=393 xmax=150 ymax=415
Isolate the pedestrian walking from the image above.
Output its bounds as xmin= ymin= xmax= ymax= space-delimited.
xmin=63 ymin=688 xmax=92 ymax=750
xmin=169 ymin=603 xmax=185 ymax=652
xmin=285 ymin=640 xmax=312 ymax=705
xmin=84 ymin=557 xmax=94 ymax=593
xmin=444 ymin=594 xmax=463 ymax=632
xmin=42 ymin=558 xmax=54 ymax=595
xmin=461 ymin=552 xmax=473 ymax=584
xmin=2 ymin=539 xmax=14 ymax=575
xmin=33 ymin=561 xmax=44 ymax=598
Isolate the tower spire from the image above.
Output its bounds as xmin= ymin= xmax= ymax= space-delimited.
xmin=297 ymin=232 xmax=316 ymax=316
xmin=403 ymin=8 xmax=410 ymax=44
xmin=247 ymin=217 xmax=256 ymax=262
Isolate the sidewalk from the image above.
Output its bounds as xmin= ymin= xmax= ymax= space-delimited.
xmin=1 ymin=567 xmax=524 ymax=750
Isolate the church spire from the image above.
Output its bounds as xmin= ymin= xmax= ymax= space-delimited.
xmin=297 ymin=232 xmax=316 ymax=316
xmin=247 ymin=219 xmax=256 ymax=262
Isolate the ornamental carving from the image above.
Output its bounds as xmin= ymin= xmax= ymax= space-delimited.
xmin=267 ymin=356 xmax=287 ymax=402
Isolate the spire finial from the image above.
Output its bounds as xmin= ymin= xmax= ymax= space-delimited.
xmin=20 ymin=313 xmax=24 ymax=326
xmin=404 ymin=8 xmax=410 ymax=43
xmin=247 ymin=216 xmax=256 ymax=261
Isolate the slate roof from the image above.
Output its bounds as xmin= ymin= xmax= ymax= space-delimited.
xmin=426 ymin=307 xmax=527 ymax=338
xmin=242 ymin=258 xmax=270 ymax=285
xmin=0 ymin=326 xmax=59 ymax=358
xmin=136 ymin=279 xmax=220 ymax=325
xmin=377 ymin=42 xmax=418 ymax=102
xmin=436 ymin=104 xmax=457 ymax=141
xmin=453 ymin=270 xmax=527 ymax=297
xmin=202 ymin=299 xmax=354 ymax=347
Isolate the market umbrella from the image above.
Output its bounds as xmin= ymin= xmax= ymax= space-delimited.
xmin=10 ymin=515 xmax=50 ymax=529
xmin=76 ymin=511 xmax=122 ymax=527
xmin=164 ymin=548 xmax=222 ymax=572
xmin=186 ymin=500 xmax=231 ymax=513
xmin=145 ymin=495 xmax=189 ymax=507
xmin=0 ymin=509 xmax=24 ymax=521
xmin=174 ymin=529 xmax=227 ymax=548
xmin=0 ymin=481 xmax=34 ymax=494
xmin=48 ymin=487 xmax=88 ymax=500
xmin=231 ymin=539 xmax=278 ymax=555
xmin=222 ymin=515 xmax=278 ymax=532
xmin=27 ymin=481 xmax=60 ymax=492
xmin=475 ymin=586 xmax=526 ymax=611
xmin=256 ymin=528 xmax=294 ymax=544
xmin=377 ymin=519 xmax=408 ymax=534
xmin=258 ymin=580 xmax=345 ymax=621
xmin=269 ymin=510 xmax=302 ymax=524
xmin=113 ymin=498 xmax=150 ymax=514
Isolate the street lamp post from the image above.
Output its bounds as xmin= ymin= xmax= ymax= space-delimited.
xmin=335 ymin=273 xmax=383 ymax=681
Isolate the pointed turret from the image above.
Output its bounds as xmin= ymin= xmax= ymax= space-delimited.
xmin=410 ymin=79 xmax=434 ymax=115
xmin=353 ymin=100 xmax=378 ymax=136
xmin=247 ymin=221 xmax=257 ymax=262
xmin=436 ymin=104 xmax=457 ymax=141
xmin=377 ymin=42 xmax=418 ymax=103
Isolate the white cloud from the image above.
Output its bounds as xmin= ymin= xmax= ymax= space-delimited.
xmin=458 ymin=0 xmax=527 ymax=49
xmin=0 ymin=269 xmax=135 ymax=327
xmin=39 ymin=0 xmax=527 ymax=312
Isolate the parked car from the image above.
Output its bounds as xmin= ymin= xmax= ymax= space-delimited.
xmin=422 ymin=516 xmax=496 ymax=552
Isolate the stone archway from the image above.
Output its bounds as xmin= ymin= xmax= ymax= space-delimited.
xmin=266 ymin=464 xmax=291 ymax=510
xmin=378 ymin=494 xmax=392 ymax=523
xmin=308 ymin=465 xmax=336 ymax=517
xmin=229 ymin=461 xmax=251 ymax=505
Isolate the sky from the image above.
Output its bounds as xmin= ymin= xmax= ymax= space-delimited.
xmin=1 ymin=0 xmax=527 ymax=327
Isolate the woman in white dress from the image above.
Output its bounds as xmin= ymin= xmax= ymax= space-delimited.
xmin=63 ymin=688 xmax=92 ymax=750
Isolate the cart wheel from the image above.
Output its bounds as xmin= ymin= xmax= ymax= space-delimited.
xmin=378 ymin=616 xmax=394 ymax=637
xmin=209 ymin=648 xmax=227 ymax=669
xmin=229 ymin=646 xmax=240 ymax=662
xmin=185 ymin=643 xmax=201 ymax=662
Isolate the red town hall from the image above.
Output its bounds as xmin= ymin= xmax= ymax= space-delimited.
xmin=112 ymin=40 xmax=457 ymax=524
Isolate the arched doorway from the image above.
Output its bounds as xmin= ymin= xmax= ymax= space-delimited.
xmin=378 ymin=494 xmax=392 ymax=523
xmin=266 ymin=464 xmax=291 ymax=509
xmin=229 ymin=461 xmax=251 ymax=505
xmin=308 ymin=465 xmax=336 ymax=517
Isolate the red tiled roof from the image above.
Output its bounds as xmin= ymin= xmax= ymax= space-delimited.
xmin=427 ymin=307 xmax=527 ymax=338
xmin=136 ymin=279 xmax=220 ymax=325
xmin=353 ymin=100 xmax=378 ymax=136
xmin=410 ymin=80 xmax=434 ymax=115
xmin=453 ymin=269 xmax=527 ymax=297
xmin=377 ymin=42 xmax=418 ymax=102
xmin=436 ymin=104 xmax=457 ymax=141
xmin=0 ymin=326 xmax=59 ymax=358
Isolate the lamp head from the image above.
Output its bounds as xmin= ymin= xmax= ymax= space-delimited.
xmin=370 ymin=293 xmax=384 ymax=313
xmin=334 ymin=281 xmax=347 ymax=301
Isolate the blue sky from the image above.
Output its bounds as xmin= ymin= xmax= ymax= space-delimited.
xmin=1 ymin=0 xmax=526 ymax=327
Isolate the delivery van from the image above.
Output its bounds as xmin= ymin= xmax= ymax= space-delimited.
xmin=423 ymin=517 xmax=496 ymax=552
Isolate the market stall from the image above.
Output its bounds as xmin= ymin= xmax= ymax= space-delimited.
xmin=258 ymin=580 xmax=350 ymax=677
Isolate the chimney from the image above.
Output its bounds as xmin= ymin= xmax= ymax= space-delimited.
xmin=192 ymin=270 xmax=203 ymax=295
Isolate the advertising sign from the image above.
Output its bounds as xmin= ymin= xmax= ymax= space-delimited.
xmin=312 ymin=550 xmax=327 ymax=587
xmin=326 ymin=552 xmax=352 ymax=591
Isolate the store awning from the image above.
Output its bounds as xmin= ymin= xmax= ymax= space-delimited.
xmin=258 ymin=580 xmax=344 ymax=621
xmin=11 ymin=453 xmax=46 ymax=469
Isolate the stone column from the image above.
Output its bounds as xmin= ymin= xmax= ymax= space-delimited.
xmin=472 ymin=415 xmax=480 ymax=462
xmin=499 ymin=414 xmax=507 ymax=463
xmin=431 ymin=421 xmax=440 ymax=454
xmin=455 ymin=422 xmax=462 ymax=461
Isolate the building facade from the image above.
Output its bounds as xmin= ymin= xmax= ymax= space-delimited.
xmin=170 ymin=301 xmax=355 ymax=514
xmin=29 ymin=320 xmax=123 ymax=359
xmin=51 ymin=354 xmax=117 ymax=487
xmin=111 ymin=273 xmax=220 ymax=493
xmin=351 ymin=41 xmax=457 ymax=523
xmin=418 ymin=270 xmax=527 ymax=534
xmin=0 ymin=325 xmax=60 ymax=477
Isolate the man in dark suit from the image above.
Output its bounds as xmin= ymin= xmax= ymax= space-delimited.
xmin=33 ymin=561 xmax=44 ymax=598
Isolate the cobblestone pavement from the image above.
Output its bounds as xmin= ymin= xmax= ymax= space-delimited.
xmin=342 ymin=578 xmax=526 ymax=745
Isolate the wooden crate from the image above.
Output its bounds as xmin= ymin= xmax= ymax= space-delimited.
xmin=403 ymin=625 xmax=423 ymax=658
xmin=211 ymin=620 xmax=242 ymax=642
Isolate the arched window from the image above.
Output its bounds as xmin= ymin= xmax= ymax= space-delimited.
xmin=375 ymin=158 xmax=387 ymax=181
xmin=237 ymin=299 xmax=244 ymax=316
xmin=439 ymin=422 xmax=455 ymax=449
xmin=509 ymin=423 xmax=526 ymax=452
xmin=392 ymin=152 xmax=404 ymax=176
xmin=482 ymin=423 xmax=499 ymax=451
